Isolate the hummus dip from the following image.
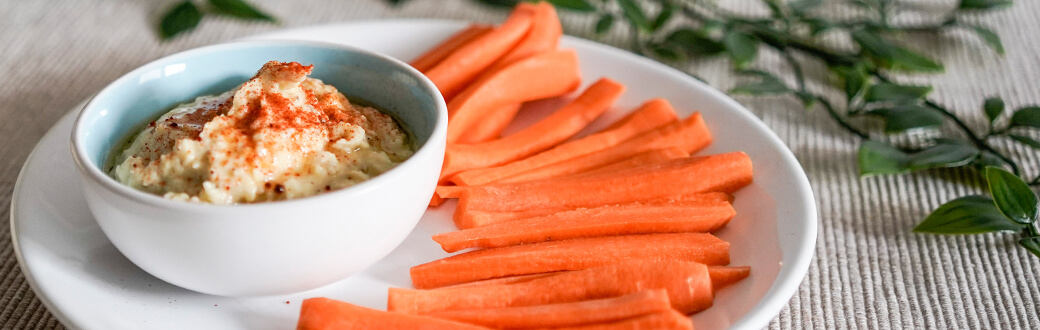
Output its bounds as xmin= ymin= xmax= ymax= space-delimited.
xmin=110 ymin=61 xmax=414 ymax=204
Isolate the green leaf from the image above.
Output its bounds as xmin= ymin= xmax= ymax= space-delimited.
xmin=1020 ymin=237 xmax=1040 ymax=258
xmin=618 ymin=0 xmax=650 ymax=31
xmin=763 ymin=0 xmax=784 ymax=18
xmin=975 ymin=150 xmax=1010 ymax=170
xmin=834 ymin=64 xmax=869 ymax=103
xmin=665 ymin=29 xmax=725 ymax=56
xmin=852 ymin=29 xmax=944 ymax=73
xmin=984 ymin=97 xmax=1005 ymax=124
xmin=858 ymin=140 xmax=910 ymax=175
xmin=959 ymin=0 xmax=1013 ymax=10
xmin=545 ymin=0 xmax=597 ymax=12
xmin=1008 ymin=134 xmax=1040 ymax=149
xmin=476 ymin=0 xmax=520 ymax=7
xmin=789 ymin=0 xmax=823 ymax=14
xmin=968 ymin=25 xmax=1005 ymax=55
xmin=650 ymin=1 xmax=674 ymax=31
xmin=209 ymin=0 xmax=275 ymax=22
xmin=802 ymin=18 xmax=832 ymax=36
xmin=985 ymin=166 xmax=1039 ymax=224
xmin=796 ymin=91 xmax=817 ymax=108
xmin=729 ymin=71 xmax=789 ymax=95
xmin=907 ymin=142 xmax=979 ymax=171
xmin=595 ymin=14 xmax=614 ymax=34
xmin=864 ymin=83 xmax=933 ymax=104
xmin=1010 ymin=106 xmax=1040 ymax=129
xmin=867 ymin=105 xmax=944 ymax=133
xmin=160 ymin=1 xmax=203 ymax=40
xmin=914 ymin=195 xmax=1024 ymax=234
xmin=723 ymin=29 xmax=759 ymax=69
xmin=650 ymin=43 xmax=683 ymax=61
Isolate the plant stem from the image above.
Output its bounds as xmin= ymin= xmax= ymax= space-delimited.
xmin=782 ymin=50 xmax=807 ymax=93
xmin=871 ymin=74 xmax=1023 ymax=176
xmin=816 ymin=97 xmax=871 ymax=140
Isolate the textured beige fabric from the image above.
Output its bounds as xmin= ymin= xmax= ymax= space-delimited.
xmin=2 ymin=0 xmax=1038 ymax=329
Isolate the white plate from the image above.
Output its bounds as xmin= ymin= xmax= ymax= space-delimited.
xmin=11 ymin=20 xmax=816 ymax=330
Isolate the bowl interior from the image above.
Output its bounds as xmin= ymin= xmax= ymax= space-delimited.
xmin=76 ymin=41 xmax=440 ymax=173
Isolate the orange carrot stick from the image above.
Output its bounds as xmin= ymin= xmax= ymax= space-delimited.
xmin=429 ymin=194 xmax=446 ymax=208
xmin=440 ymin=78 xmax=625 ymax=180
xmin=425 ymin=6 xmax=534 ymax=100
xmin=410 ymin=24 xmax=492 ymax=73
xmin=450 ymin=98 xmax=679 ymax=186
xmin=441 ymin=272 xmax=561 ymax=289
xmin=500 ymin=112 xmax=712 ymax=184
xmin=456 ymin=192 xmax=733 ymax=229
xmin=426 ymin=289 xmax=672 ymax=329
xmin=557 ymin=309 xmax=694 ymax=330
xmin=434 ymin=202 xmax=736 ymax=252
xmin=709 ymin=266 xmax=751 ymax=291
xmin=389 ymin=261 xmax=714 ymax=314
xmin=410 ymin=233 xmax=729 ymax=289
xmin=296 ymin=298 xmax=487 ymax=330
xmin=447 ymin=49 xmax=581 ymax=144
xmin=577 ymin=147 xmax=690 ymax=176
xmin=454 ymin=152 xmax=753 ymax=215
xmin=484 ymin=2 xmax=562 ymax=73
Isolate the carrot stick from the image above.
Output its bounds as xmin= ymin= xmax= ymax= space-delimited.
xmin=389 ymin=261 xmax=714 ymax=314
xmin=434 ymin=202 xmax=735 ymax=252
xmin=410 ymin=233 xmax=729 ymax=289
xmin=410 ymin=24 xmax=492 ymax=73
xmin=483 ymin=2 xmax=562 ymax=73
xmin=454 ymin=152 xmax=753 ymax=215
xmin=429 ymin=194 xmax=446 ymax=208
xmin=441 ymin=272 xmax=561 ymax=289
xmin=577 ymin=147 xmax=689 ymax=177
xmin=499 ymin=112 xmax=712 ymax=184
xmin=450 ymin=98 xmax=679 ymax=186
xmin=447 ymin=49 xmax=581 ymax=144
xmin=709 ymin=266 xmax=751 ymax=291
xmin=456 ymin=192 xmax=733 ymax=229
xmin=556 ymin=309 xmax=693 ymax=330
xmin=425 ymin=6 xmax=535 ymax=100
xmin=425 ymin=289 xmax=672 ymax=329
xmin=440 ymin=78 xmax=625 ymax=180
xmin=296 ymin=297 xmax=488 ymax=330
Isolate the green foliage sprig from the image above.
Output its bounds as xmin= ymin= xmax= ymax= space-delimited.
xmin=156 ymin=0 xmax=1040 ymax=257
xmin=159 ymin=0 xmax=276 ymax=40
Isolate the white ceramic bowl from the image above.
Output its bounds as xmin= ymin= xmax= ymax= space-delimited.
xmin=69 ymin=40 xmax=447 ymax=297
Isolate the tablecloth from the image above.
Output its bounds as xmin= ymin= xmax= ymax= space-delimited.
xmin=2 ymin=0 xmax=1038 ymax=328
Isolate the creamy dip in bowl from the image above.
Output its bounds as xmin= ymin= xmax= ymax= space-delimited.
xmin=110 ymin=61 xmax=414 ymax=204
xmin=70 ymin=41 xmax=447 ymax=297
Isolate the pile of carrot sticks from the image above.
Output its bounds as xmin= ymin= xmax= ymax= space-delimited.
xmin=298 ymin=3 xmax=755 ymax=329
